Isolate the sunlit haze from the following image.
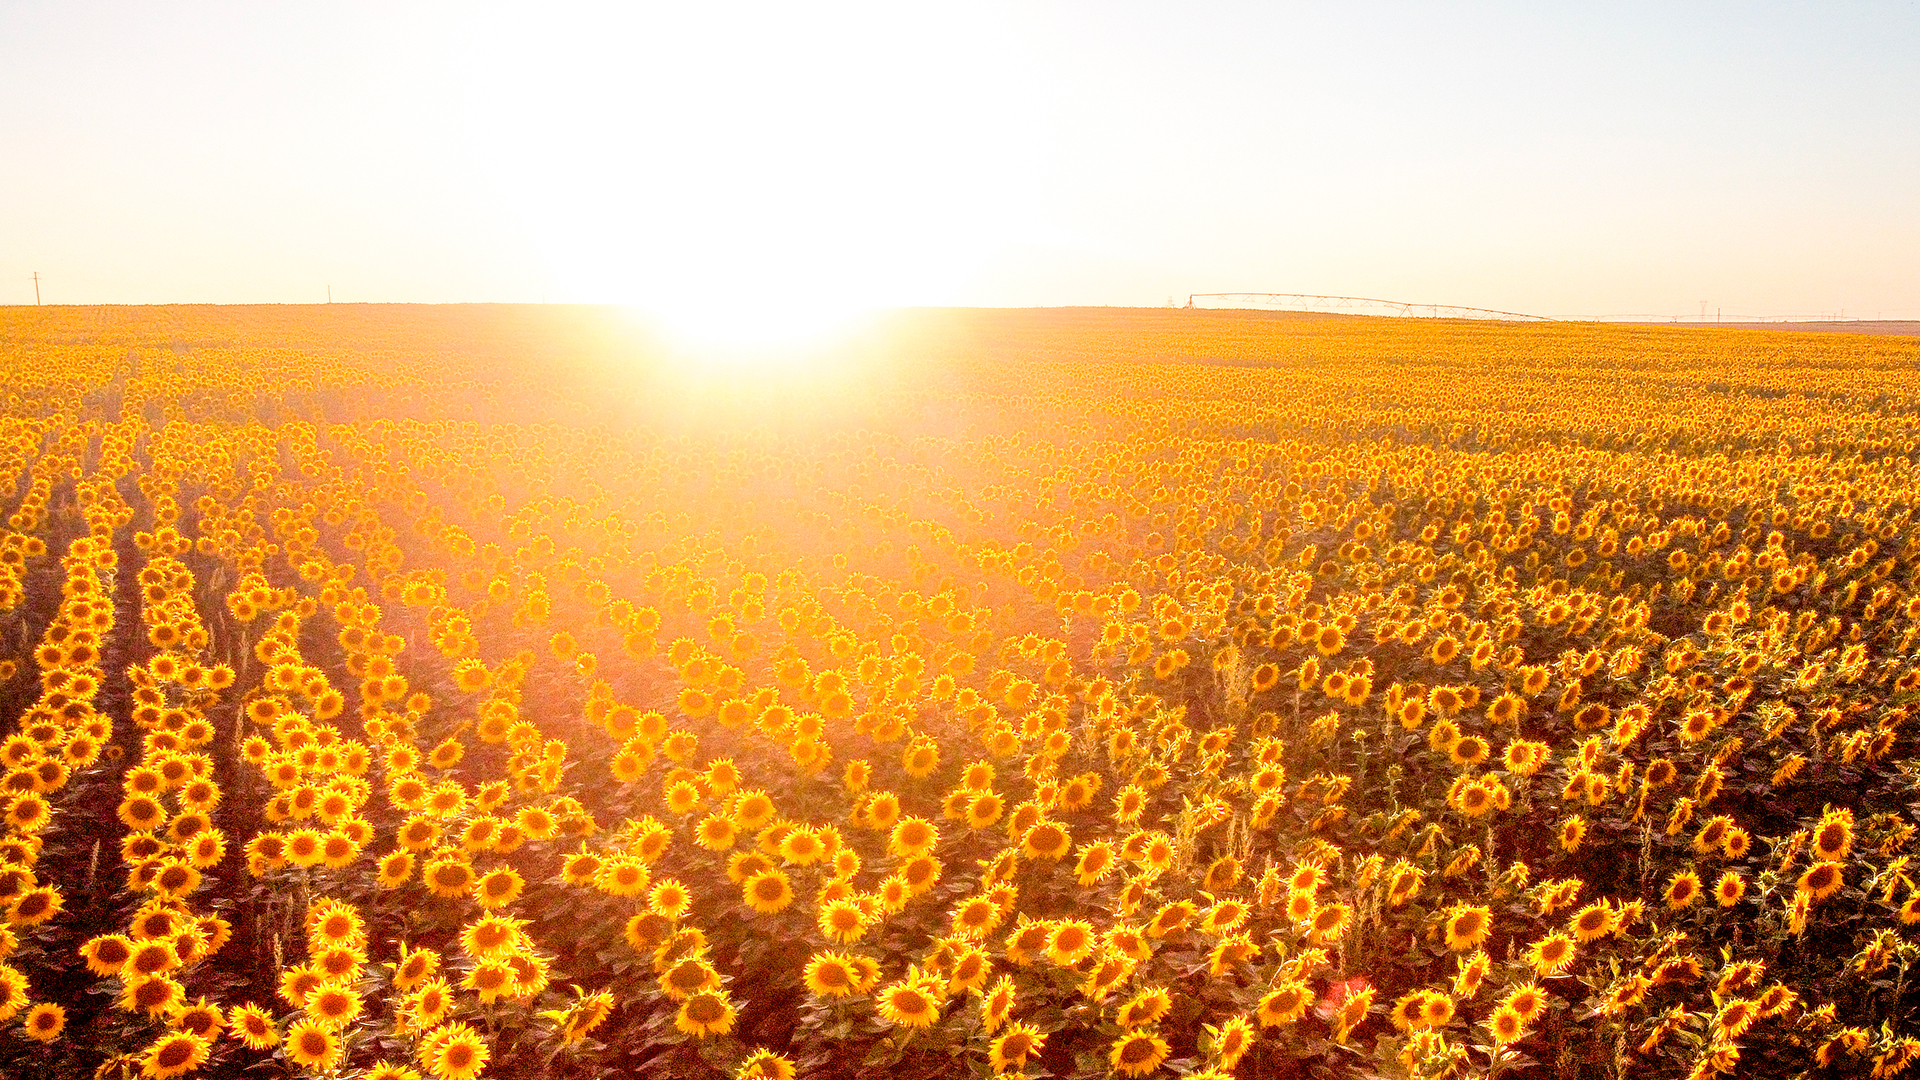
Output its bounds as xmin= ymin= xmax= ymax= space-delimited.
xmin=5 ymin=2 xmax=1918 ymax=321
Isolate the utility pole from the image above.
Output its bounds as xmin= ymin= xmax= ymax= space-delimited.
xmin=32 ymin=272 xmax=40 ymax=305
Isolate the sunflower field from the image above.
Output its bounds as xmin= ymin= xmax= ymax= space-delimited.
xmin=2 ymin=304 xmax=1919 ymax=1080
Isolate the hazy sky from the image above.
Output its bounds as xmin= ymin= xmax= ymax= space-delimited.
xmin=5 ymin=1 xmax=1918 ymax=328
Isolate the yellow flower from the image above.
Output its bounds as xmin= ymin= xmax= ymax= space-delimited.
xmin=1501 ymin=984 xmax=1546 ymax=1023
xmin=229 ymin=1003 xmax=279 ymax=1049
xmin=22 ymin=1002 xmax=64 ymax=1042
xmin=1116 ymin=987 xmax=1172 ymax=1028
xmin=1109 ymin=1030 xmax=1171 ymax=1077
xmin=888 ymin=817 xmax=938 ymax=858
xmin=1715 ymin=871 xmax=1746 ymax=907
xmin=474 ymin=867 xmax=525 ymax=909
xmin=1797 ymin=861 xmax=1845 ymax=902
xmin=423 ymin=855 xmax=475 ymax=898
xmin=817 ymin=900 xmax=867 ymax=944
xmin=743 ymin=869 xmax=793 ymax=913
xmin=675 ymin=990 xmax=736 ymax=1038
xmin=306 ymin=984 xmax=362 ymax=1028
xmin=121 ymin=975 xmax=185 ymax=1018
xmin=695 ymin=814 xmax=737 ymax=850
xmin=1558 ymin=816 xmax=1586 ymax=853
xmin=1529 ymin=932 xmax=1576 ymax=976
xmin=1570 ymin=901 xmax=1615 ymax=943
xmin=1664 ymin=869 xmax=1702 ymax=908
xmin=877 ymin=978 xmax=941 ymax=1028
xmin=139 ymin=1031 xmax=211 ymax=1079
xmin=966 ymin=791 xmax=1005 ymax=829
xmin=736 ymin=1049 xmax=797 ymax=1080
xmin=989 ymin=1023 xmax=1046 ymax=1073
xmin=1208 ymin=1013 xmax=1254 ymax=1069
xmin=1488 ymin=1003 xmax=1527 ymax=1045
xmin=420 ymin=1020 xmax=490 ymax=1080
xmin=1046 ymin=920 xmax=1095 ymax=966
xmin=377 ymin=850 xmax=415 ymax=888
xmin=1257 ymin=982 xmax=1312 ymax=1026
xmin=649 ymin=877 xmax=692 ymax=920
xmin=79 ymin=934 xmax=134 ymax=976
xmin=660 ymin=958 xmax=721 ymax=1002
xmin=286 ymin=1019 xmax=342 ymax=1071
xmin=804 ymin=952 xmax=864 ymax=997
xmin=1443 ymin=904 xmax=1492 ymax=951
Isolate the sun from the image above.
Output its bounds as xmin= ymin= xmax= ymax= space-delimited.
xmin=637 ymin=295 xmax=875 ymax=372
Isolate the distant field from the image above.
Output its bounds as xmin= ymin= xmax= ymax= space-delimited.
xmin=1636 ymin=320 xmax=1920 ymax=336
xmin=2 ymin=305 xmax=1919 ymax=1080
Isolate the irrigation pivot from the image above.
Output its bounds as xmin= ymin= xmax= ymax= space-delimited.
xmin=1186 ymin=292 xmax=1550 ymax=321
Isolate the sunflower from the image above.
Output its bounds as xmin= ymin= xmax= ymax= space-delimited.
xmin=22 ymin=1001 xmax=64 ymax=1042
xmin=1570 ymin=901 xmax=1615 ymax=943
xmin=952 ymin=895 xmax=1003 ymax=939
xmin=1110 ymin=1030 xmax=1171 ymax=1077
xmin=804 ymin=952 xmax=863 ymax=997
xmin=305 ymin=984 xmax=362 ymax=1028
xmin=229 ymin=1003 xmax=279 ymax=1049
xmin=660 ymin=958 xmax=721 ymax=1002
xmin=743 ymin=869 xmax=794 ymax=913
xmin=888 ymin=817 xmax=938 ymax=858
xmin=392 ymin=943 xmax=443 ymax=990
xmin=423 ymin=855 xmax=475 ymax=899
xmin=1390 ymin=992 xmax=1429 ymax=1032
xmin=1812 ymin=808 xmax=1854 ymax=861
xmin=944 ymin=946 xmax=991 ymax=995
xmin=1722 ymin=827 xmax=1752 ymax=859
xmin=1146 ymin=900 xmax=1196 ymax=939
xmin=816 ymin=899 xmax=867 ymax=944
xmin=596 ymin=857 xmax=651 ymax=898
xmin=1020 ymin=821 xmax=1071 ymax=862
xmin=139 ymin=1031 xmax=210 ymax=1079
xmin=1529 ymin=932 xmax=1576 ymax=976
xmin=649 ymin=877 xmax=692 ymax=920
xmin=777 ymin=826 xmax=825 ymax=866
xmin=695 ymin=814 xmax=738 ymax=851
xmin=80 ymin=933 xmax=135 ymax=976
xmin=1117 ymin=987 xmax=1172 ymax=1028
xmin=877 ymin=979 xmax=941 ymax=1028
xmin=1385 ymin=863 xmax=1423 ymax=907
xmin=1488 ymin=1003 xmax=1527 ymax=1045
xmin=988 ymin=1022 xmax=1045 ymax=1073
xmin=377 ymin=850 xmax=415 ymax=888
xmin=464 ymin=866 xmax=522 ymax=910
xmin=463 ymin=959 xmax=516 ymax=1005
xmin=731 ymin=790 xmax=777 ymax=831
xmin=674 ymin=990 xmax=736 ymax=1038
xmin=899 ymin=854 xmax=942 ymax=896
xmin=1046 ymin=920 xmax=1096 ymax=966
xmin=1443 ymin=904 xmax=1492 ymax=951
xmin=6 ymin=884 xmax=60 ymax=927
xmin=1798 ymin=861 xmax=1845 ymax=902
xmin=736 ymin=1049 xmax=797 ymax=1080
xmin=406 ymin=978 xmax=453 ymax=1032
xmin=1501 ymin=984 xmax=1547 ymax=1022
xmin=421 ymin=1020 xmax=490 ymax=1080
xmin=1558 ymin=816 xmax=1586 ymax=853
xmin=286 ymin=1019 xmax=342 ymax=1071
xmin=1257 ymin=982 xmax=1312 ymax=1026
xmin=121 ymin=975 xmax=185 ymax=1018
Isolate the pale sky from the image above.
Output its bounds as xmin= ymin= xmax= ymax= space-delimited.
xmin=5 ymin=1 xmax=1919 ymax=329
